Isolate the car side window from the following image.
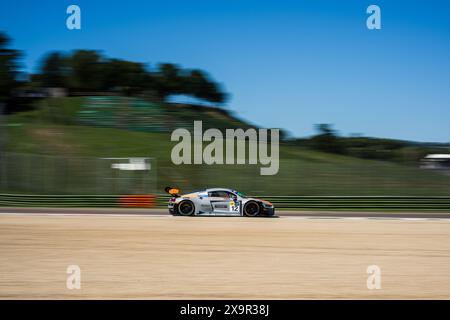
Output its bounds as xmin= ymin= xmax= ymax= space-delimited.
xmin=208 ymin=191 xmax=219 ymax=197
xmin=209 ymin=191 xmax=224 ymax=197
xmin=226 ymin=192 xmax=237 ymax=200
xmin=209 ymin=191 xmax=234 ymax=198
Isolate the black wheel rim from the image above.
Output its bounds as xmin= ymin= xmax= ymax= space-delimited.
xmin=179 ymin=202 xmax=193 ymax=215
xmin=245 ymin=203 xmax=259 ymax=216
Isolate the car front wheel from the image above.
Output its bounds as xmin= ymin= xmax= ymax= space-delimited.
xmin=243 ymin=201 xmax=260 ymax=217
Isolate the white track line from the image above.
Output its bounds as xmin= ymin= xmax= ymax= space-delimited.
xmin=1 ymin=212 xmax=450 ymax=221
xmin=0 ymin=212 xmax=168 ymax=218
xmin=280 ymin=216 xmax=450 ymax=221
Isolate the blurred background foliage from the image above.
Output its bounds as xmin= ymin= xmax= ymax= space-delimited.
xmin=1 ymin=31 xmax=450 ymax=196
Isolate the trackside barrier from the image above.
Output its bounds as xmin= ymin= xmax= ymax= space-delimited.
xmin=157 ymin=195 xmax=450 ymax=211
xmin=118 ymin=195 xmax=156 ymax=208
xmin=0 ymin=194 xmax=156 ymax=208
xmin=1 ymin=194 xmax=450 ymax=211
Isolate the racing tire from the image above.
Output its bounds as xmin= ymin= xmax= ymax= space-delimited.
xmin=243 ymin=201 xmax=260 ymax=217
xmin=177 ymin=200 xmax=195 ymax=216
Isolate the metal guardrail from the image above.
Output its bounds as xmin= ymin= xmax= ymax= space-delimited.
xmin=1 ymin=194 xmax=450 ymax=211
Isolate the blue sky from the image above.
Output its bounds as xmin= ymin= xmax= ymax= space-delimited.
xmin=1 ymin=0 xmax=450 ymax=142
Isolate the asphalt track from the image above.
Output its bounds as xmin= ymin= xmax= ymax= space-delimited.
xmin=1 ymin=207 xmax=450 ymax=299
xmin=1 ymin=207 xmax=450 ymax=219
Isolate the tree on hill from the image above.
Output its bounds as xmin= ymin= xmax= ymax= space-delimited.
xmin=40 ymin=51 xmax=68 ymax=88
xmin=153 ymin=63 xmax=185 ymax=99
xmin=184 ymin=69 xmax=227 ymax=104
xmin=102 ymin=58 xmax=149 ymax=95
xmin=36 ymin=49 xmax=228 ymax=104
xmin=0 ymin=32 xmax=21 ymax=102
xmin=310 ymin=124 xmax=345 ymax=154
xmin=68 ymin=50 xmax=105 ymax=92
xmin=146 ymin=64 xmax=227 ymax=104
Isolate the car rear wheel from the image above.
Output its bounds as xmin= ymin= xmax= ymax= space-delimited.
xmin=243 ymin=201 xmax=260 ymax=217
xmin=177 ymin=200 xmax=195 ymax=216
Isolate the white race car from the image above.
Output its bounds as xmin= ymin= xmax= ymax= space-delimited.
xmin=165 ymin=187 xmax=275 ymax=217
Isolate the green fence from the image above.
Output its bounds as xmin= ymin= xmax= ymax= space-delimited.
xmin=0 ymin=153 xmax=157 ymax=195
xmin=0 ymin=194 xmax=120 ymax=207
xmin=258 ymin=195 xmax=450 ymax=210
xmin=0 ymin=194 xmax=428 ymax=211
xmin=1 ymin=194 xmax=450 ymax=211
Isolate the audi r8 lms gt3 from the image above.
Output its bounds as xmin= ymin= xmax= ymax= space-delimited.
xmin=165 ymin=187 xmax=275 ymax=217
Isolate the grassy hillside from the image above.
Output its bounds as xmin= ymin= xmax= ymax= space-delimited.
xmin=3 ymin=97 xmax=450 ymax=195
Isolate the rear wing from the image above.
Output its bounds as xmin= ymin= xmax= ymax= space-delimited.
xmin=164 ymin=187 xmax=180 ymax=197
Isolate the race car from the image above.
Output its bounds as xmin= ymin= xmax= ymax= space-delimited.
xmin=165 ymin=187 xmax=275 ymax=217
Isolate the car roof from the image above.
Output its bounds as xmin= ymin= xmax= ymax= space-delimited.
xmin=205 ymin=188 xmax=235 ymax=193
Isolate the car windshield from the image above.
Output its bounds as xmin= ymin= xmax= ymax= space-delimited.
xmin=235 ymin=191 xmax=247 ymax=198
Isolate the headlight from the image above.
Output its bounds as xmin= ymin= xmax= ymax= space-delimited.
xmin=261 ymin=202 xmax=273 ymax=208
